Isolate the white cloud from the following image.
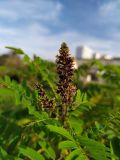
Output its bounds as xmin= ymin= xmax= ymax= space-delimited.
xmin=99 ymin=0 xmax=120 ymax=24
xmin=0 ymin=0 xmax=64 ymax=59
xmin=0 ymin=0 xmax=63 ymax=22
xmin=0 ymin=27 xmax=17 ymax=35
xmin=0 ymin=23 xmax=120 ymax=60
xmin=0 ymin=0 xmax=120 ymax=59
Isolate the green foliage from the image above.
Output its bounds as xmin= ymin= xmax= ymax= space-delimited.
xmin=19 ymin=146 xmax=45 ymax=160
xmin=47 ymin=125 xmax=75 ymax=141
xmin=47 ymin=125 xmax=111 ymax=160
xmin=0 ymin=45 xmax=119 ymax=159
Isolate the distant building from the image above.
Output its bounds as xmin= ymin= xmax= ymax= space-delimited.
xmin=75 ymin=45 xmax=120 ymax=83
xmin=75 ymin=45 xmax=120 ymax=66
xmin=101 ymin=54 xmax=112 ymax=60
xmin=76 ymin=46 xmax=93 ymax=59
xmin=93 ymin=52 xmax=101 ymax=59
xmin=76 ymin=45 xmax=113 ymax=60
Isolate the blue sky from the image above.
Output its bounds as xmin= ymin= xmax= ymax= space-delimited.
xmin=0 ymin=0 xmax=120 ymax=59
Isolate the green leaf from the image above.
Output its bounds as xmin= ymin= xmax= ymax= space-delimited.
xmin=14 ymin=158 xmax=23 ymax=160
xmin=0 ymin=147 xmax=8 ymax=159
xmin=78 ymin=137 xmax=111 ymax=160
xmin=75 ymin=155 xmax=88 ymax=160
xmin=69 ymin=116 xmax=83 ymax=134
xmin=82 ymin=93 xmax=87 ymax=101
xmin=74 ymin=90 xmax=89 ymax=110
xmin=19 ymin=146 xmax=45 ymax=160
xmin=23 ymin=54 xmax=30 ymax=63
xmin=59 ymin=140 xmax=77 ymax=150
xmin=65 ymin=149 xmax=81 ymax=160
xmin=0 ymin=147 xmax=23 ymax=160
xmin=47 ymin=125 xmax=74 ymax=141
xmin=39 ymin=141 xmax=56 ymax=160
xmin=5 ymin=46 xmax=25 ymax=54
xmin=28 ymin=103 xmax=49 ymax=120
xmin=74 ymin=90 xmax=81 ymax=107
xmin=4 ymin=76 xmax=11 ymax=85
xmin=65 ymin=148 xmax=88 ymax=160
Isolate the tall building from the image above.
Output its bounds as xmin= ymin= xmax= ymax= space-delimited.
xmin=76 ymin=46 xmax=93 ymax=59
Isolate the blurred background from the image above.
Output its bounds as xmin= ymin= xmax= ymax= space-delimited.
xmin=0 ymin=0 xmax=120 ymax=60
xmin=0 ymin=1 xmax=120 ymax=159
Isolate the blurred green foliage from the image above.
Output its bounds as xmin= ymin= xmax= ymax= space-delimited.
xmin=0 ymin=47 xmax=120 ymax=159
